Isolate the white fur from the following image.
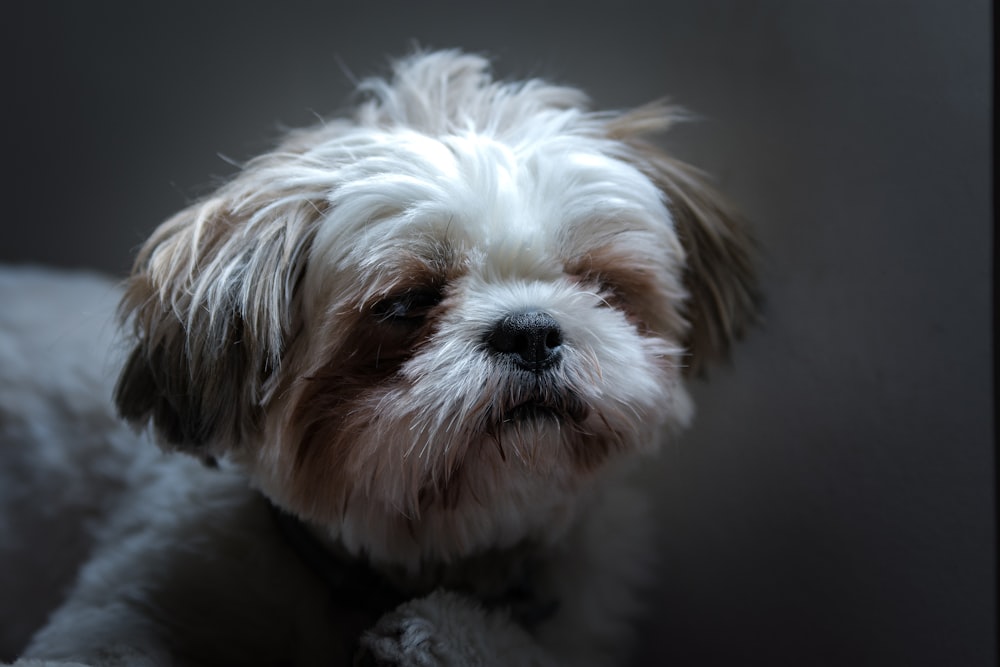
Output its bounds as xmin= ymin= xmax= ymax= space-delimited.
xmin=1 ymin=50 xmax=755 ymax=666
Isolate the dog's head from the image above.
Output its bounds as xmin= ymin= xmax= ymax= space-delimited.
xmin=115 ymin=51 xmax=757 ymax=564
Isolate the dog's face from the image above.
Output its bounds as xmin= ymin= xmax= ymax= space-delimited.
xmin=115 ymin=51 xmax=756 ymax=565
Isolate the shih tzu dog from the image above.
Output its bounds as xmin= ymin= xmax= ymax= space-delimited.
xmin=0 ymin=50 xmax=756 ymax=666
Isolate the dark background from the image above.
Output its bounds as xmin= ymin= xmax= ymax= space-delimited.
xmin=1 ymin=2 xmax=993 ymax=665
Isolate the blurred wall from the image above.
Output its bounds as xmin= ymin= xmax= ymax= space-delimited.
xmin=1 ymin=2 xmax=993 ymax=665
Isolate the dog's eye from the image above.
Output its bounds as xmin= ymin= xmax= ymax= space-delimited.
xmin=372 ymin=288 xmax=443 ymax=323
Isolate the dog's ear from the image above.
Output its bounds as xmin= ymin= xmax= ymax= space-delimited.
xmin=608 ymin=104 xmax=760 ymax=375
xmin=115 ymin=176 xmax=321 ymax=456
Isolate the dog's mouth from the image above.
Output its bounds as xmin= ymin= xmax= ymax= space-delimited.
xmin=488 ymin=391 xmax=589 ymax=428
xmin=474 ymin=391 xmax=591 ymax=463
xmin=506 ymin=401 xmax=561 ymax=423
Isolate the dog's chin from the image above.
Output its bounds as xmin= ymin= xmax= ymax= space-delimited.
xmin=242 ymin=378 xmax=674 ymax=566
xmin=501 ymin=401 xmax=572 ymax=425
xmin=484 ymin=389 xmax=590 ymax=434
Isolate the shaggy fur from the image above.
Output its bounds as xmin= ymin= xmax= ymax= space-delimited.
xmin=0 ymin=50 xmax=756 ymax=666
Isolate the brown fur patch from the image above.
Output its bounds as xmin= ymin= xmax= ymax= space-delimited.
xmin=282 ymin=250 xmax=469 ymax=520
xmin=565 ymin=244 xmax=687 ymax=341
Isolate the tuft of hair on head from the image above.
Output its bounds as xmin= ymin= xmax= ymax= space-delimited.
xmin=354 ymin=48 xmax=591 ymax=137
xmin=606 ymin=103 xmax=760 ymax=375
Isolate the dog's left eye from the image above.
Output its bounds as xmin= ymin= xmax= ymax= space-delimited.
xmin=372 ymin=288 xmax=443 ymax=323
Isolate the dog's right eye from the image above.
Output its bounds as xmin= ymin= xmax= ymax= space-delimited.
xmin=372 ymin=288 xmax=443 ymax=324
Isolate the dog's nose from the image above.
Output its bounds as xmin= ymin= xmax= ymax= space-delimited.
xmin=487 ymin=311 xmax=564 ymax=372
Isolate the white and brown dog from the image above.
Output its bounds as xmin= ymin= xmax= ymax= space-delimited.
xmin=0 ymin=50 xmax=756 ymax=666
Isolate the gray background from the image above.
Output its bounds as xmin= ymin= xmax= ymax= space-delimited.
xmin=1 ymin=2 xmax=993 ymax=665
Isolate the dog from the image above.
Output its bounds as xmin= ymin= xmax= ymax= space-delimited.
xmin=0 ymin=50 xmax=757 ymax=666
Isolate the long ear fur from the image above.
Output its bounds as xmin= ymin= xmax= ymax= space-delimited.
xmin=115 ymin=159 xmax=323 ymax=455
xmin=608 ymin=104 xmax=760 ymax=375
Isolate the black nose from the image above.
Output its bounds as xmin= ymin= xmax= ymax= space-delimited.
xmin=487 ymin=311 xmax=564 ymax=372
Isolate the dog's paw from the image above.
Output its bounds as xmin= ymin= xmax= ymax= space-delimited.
xmin=354 ymin=607 xmax=438 ymax=667
xmin=355 ymin=590 xmax=549 ymax=667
